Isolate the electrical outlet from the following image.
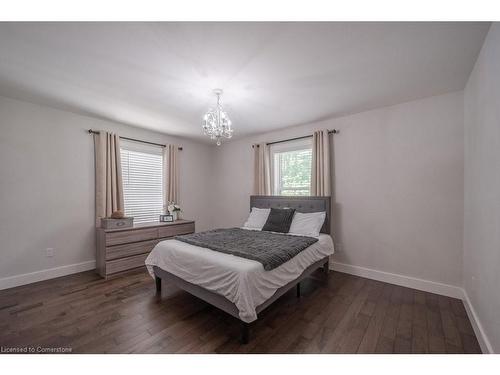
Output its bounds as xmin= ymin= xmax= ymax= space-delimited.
xmin=335 ymin=243 xmax=343 ymax=252
xmin=45 ymin=248 xmax=54 ymax=257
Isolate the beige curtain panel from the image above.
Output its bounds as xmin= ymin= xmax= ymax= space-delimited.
xmin=164 ymin=144 xmax=179 ymax=205
xmin=253 ymin=142 xmax=271 ymax=195
xmin=311 ymin=130 xmax=331 ymax=196
xmin=94 ymin=131 xmax=124 ymax=227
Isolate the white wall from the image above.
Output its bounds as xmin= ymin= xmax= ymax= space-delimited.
xmin=0 ymin=95 xmax=214 ymax=284
xmin=464 ymin=23 xmax=500 ymax=353
xmin=212 ymin=91 xmax=464 ymax=288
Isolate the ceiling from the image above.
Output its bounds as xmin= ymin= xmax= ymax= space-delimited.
xmin=0 ymin=22 xmax=490 ymax=143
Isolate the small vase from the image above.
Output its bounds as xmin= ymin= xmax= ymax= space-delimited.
xmin=171 ymin=211 xmax=178 ymax=221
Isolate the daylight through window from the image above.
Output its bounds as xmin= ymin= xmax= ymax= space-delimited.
xmin=271 ymin=138 xmax=312 ymax=196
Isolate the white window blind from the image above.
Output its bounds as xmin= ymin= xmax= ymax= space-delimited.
xmin=271 ymin=138 xmax=312 ymax=196
xmin=120 ymin=140 xmax=164 ymax=224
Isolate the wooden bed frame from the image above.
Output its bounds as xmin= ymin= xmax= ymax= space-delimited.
xmin=153 ymin=195 xmax=331 ymax=344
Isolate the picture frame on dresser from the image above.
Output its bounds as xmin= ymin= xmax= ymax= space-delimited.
xmin=159 ymin=214 xmax=174 ymax=222
xmin=96 ymin=219 xmax=195 ymax=278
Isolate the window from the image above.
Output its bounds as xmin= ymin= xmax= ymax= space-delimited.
xmin=271 ymin=138 xmax=312 ymax=196
xmin=120 ymin=140 xmax=164 ymax=224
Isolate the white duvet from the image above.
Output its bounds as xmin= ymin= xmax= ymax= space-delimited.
xmin=145 ymin=231 xmax=334 ymax=323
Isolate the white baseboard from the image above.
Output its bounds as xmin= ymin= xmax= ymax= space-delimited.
xmin=330 ymin=261 xmax=463 ymax=299
xmin=0 ymin=260 xmax=96 ymax=290
xmin=461 ymin=290 xmax=494 ymax=354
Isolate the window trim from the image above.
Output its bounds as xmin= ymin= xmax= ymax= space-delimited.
xmin=270 ymin=137 xmax=313 ymax=196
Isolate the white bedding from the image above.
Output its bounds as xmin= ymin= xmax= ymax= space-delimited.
xmin=145 ymin=231 xmax=334 ymax=323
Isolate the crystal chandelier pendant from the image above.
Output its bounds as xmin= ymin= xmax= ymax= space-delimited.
xmin=202 ymin=89 xmax=233 ymax=146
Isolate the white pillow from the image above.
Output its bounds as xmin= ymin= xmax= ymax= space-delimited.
xmin=243 ymin=207 xmax=271 ymax=230
xmin=288 ymin=211 xmax=326 ymax=238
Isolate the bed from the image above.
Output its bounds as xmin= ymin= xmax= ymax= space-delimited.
xmin=145 ymin=195 xmax=334 ymax=343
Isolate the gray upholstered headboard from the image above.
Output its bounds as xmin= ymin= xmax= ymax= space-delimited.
xmin=250 ymin=195 xmax=331 ymax=234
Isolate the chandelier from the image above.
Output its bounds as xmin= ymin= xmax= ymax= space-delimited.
xmin=202 ymin=89 xmax=233 ymax=146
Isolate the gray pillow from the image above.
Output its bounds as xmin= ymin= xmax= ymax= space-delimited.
xmin=262 ymin=208 xmax=296 ymax=233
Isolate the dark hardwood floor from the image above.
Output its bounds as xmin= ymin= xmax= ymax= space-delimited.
xmin=0 ymin=268 xmax=481 ymax=354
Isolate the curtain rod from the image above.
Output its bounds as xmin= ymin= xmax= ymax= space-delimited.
xmin=252 ymin=129 xmax=339 ymax=148
xmin=88 ymin=129 xmax=183 ymax=151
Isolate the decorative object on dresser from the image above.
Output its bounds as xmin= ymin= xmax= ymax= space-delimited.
xmin=110 ymin=210 xmax=125 ymax=218
xmin=166 ymin=202 xmax=182 ymax=221
xmin=159 ymin=214 xmax=174 ymax=222
xmin=101 ymin=210 xmax=134 ymax=229
xmin=96 ymin=219 xmax=195 ymax=278
xmin=101 ymin=217 xmax=134 ymax=229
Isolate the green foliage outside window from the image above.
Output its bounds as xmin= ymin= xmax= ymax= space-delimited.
xmin=277 ymin=149 xmax=312 ymax=196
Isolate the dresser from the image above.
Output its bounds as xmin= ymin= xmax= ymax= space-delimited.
xmin=96 ymin=219 xmax=195 ymax=278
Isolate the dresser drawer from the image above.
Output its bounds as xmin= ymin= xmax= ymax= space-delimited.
xmin=106 ymin=253 xmax=149 ymax=275
xmin=105 ymin=228 xmax=158 ymax=246
xmin=106 ymin=239 xmax=159 ymax=260
xmin=158 ymin=222 xmax=195 ymax=238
